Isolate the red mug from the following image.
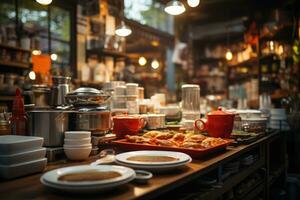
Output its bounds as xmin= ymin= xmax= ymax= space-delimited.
xmin=194 ymin=107 xmax=235 ymax=138
xmin=113 ymin=116 xmax=146 ymax=138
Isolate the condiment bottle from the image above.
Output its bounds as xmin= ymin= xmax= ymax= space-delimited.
xmin=10 ymin=88 xmax=27 ymax=135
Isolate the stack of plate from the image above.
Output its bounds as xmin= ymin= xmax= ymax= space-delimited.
xmin=0 ymin=135 xmax=47 ymax=179
xmin=115 ymin=150 xmax=192 ymax=172
xmin=270 ymin=108 xmax=290 ymax=131
xmin=40 ymin=165 xmax=136 ymax=193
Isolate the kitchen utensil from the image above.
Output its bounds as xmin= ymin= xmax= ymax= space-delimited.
xmin=28 ymin=110 xmax=71 ymax=147
xmin=50 ymin=76 xmax=71 ymax=107
xmin=71 ymin=108 xmax=111 ymax=135
xmin=64 ymin=146 xmax=92 ymax=161
xmin=146 ymin=114 xmax=165 ymax=129
xmin=90 ymin=149 xmax=116 ymax=166
xmin=181 ymin=84 xmax=200 ymax=121
xmin=64 ymin=131 xmax=91 ymax=139
xmin=133 ymin=170 xmax=152 ymax=184
xmin=40 ymin=165 xmax=136 ymax=193
xmin=0 ymin=158 xmax=47 ymax=179
xmin=112 ymin=115 xmax=146 ymax=138
xmin=0 ymin=135 xmax=43 ymax=154
xmin=194 ymin=107 xmax=235 ymax=138
xmin=0 ymin=147 xmax=46 ymax=165
xmin=32 ymin=84 xmax=50 ymax=108
xmin=115 ymin=151 xmax=192 ymax=172
xmin=65 ymin=87 xmax=111 ymax=107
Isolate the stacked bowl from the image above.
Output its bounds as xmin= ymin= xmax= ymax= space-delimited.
xmin=64 ymin=131 xmax=92 ymax=161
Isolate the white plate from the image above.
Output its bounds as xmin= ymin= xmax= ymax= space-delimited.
xmin=0 ymin=147 xmax=46 ymax=165
xmin=41 ymin=174 xmax=135 ymax=193
xmin=115 ymin=158 xmax=192 ymax=172
xmin=115 ymin=151 xmax=191 ymax=166
xmin=41 ymin=165 xmax=135 ymax=187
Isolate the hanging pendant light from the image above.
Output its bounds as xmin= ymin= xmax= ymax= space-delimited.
xmin=115 ymin=21 xmax=132 ymax=37
xmin=36 ymin=0 xmax=52 ymax=5
xmin=164 ymin=1 xmax=186 ymax=15
xmin=225 ymin=49 xmax=233 ymax=61
xmin=187 ymin=0 xmax=200 ymax=8
xmin=151 ymin=59 xmax=160 ymax=69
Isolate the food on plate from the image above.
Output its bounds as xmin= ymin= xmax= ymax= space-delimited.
xmin=155 ymin=139 xmax=177 ymax=147
xmin=127 ymin=155 xmax=179 ymax=162
xmin=58 ymin=170 xmax=122 ymax=182
xmin=155 ymin=132 xmax=174 ymax=140
xmin=201 ymin=138 xmax=227 ymax=148
xmin=123 ymin=131 xmax=228 ymax=150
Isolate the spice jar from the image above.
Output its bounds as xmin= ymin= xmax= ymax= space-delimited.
xmin=0 ymin=120 xmax=11 ymax=135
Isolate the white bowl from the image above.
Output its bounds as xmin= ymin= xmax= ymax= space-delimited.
xmin=64 ymin=147 xmax=92 ymax=161
xmin=64 ymin=138 xmax=91 ymax=145
xmin=64 ymin=131 xmax=91 ymax=139
xmin=63 ymin=144 xmax=92 ymax=149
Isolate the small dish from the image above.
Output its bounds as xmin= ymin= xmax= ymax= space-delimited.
xmin=64 ymin=138 xmax=91 ymax=145
xmin=64 ymin=146 xmax=92 ymax=161
xmin=133 ymin=170 xmax=153 ymax=184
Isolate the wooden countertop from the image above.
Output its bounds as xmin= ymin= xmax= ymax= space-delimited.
xmin=0 ymin=134 xmax=276 ymax=200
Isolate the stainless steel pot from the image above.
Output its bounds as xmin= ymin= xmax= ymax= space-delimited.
xmin=28 ymin=110 xmax=72 ymax=147
xmin=69 ymin=108 xmax=111 ymax=135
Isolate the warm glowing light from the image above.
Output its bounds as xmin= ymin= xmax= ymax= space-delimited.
xmin=269 ymin=41 xmax=274 ymax=51
xmin=278 ymin=45 xmax=284 ymax=55
xmin=225 ymin=50 xmax=233 ymax=61
xmin=151 ymin=59 xmax=160 ymax=69
xmin=28 ymin=71 xmax=36 ymax=80
xmin=36 ymin=0 xmax=52 ymax=5
xmin=151 ymin=40 xmax=160 ymax=47
xmin=115 ymin=21 xmax=132 ymax=37
xmin=51 ymin=53 xmax=58 ymax=61
xmin=164 ymin=1 xmax=186 ymax=15
xmin=187 ymin=0 xmax=200 ymax=7
xmin=32 ymin=50 xmax=42 ymax=55
xmin=138 ymin=57 xmax=147 ymax=66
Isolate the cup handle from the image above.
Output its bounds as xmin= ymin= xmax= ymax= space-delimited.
xmin=194 ymin=119 xmax=206 ymax=131
xmin=139 ymin=118 xmax=147 ymax=129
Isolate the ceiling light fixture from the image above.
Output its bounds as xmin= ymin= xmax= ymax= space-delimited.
xmin=151 ymin=59 xmax=160 ymax=69
xmin=164 ymin=1 xmax=186 ymax=15
xmin=36 ymin=0 xmax=52 ymax=5
xmin=187 ymin=0 xmax=200 ymax=8
xmin=138 ymin=56 xmax=147 ymax=66
xmin=51 ymin=53 xmax=58 ymax=61
xmin=225 ymin=49 xmax=233 ymax=61
xmin=115 ymin=21 xmax=132 ymax=37
xmin=32 ymin=50 xmax=42 ymax=56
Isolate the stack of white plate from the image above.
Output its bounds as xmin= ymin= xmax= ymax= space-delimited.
xmin=115 ymin=150 xmax=192 ymax=172
xmin=64 ymin=131 xmax=92 ymax=161
xmin=270 ymin=108 xmax=290 ymax=131
xmin=40 ymin=165 xmax=136 ymax=193
xmin=0 ymin=135 xmax=47 ymax=179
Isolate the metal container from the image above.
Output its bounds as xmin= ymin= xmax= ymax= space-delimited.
xmin=28 ymin=110 xmax=71 ymax=147
xmin=50 ymin=76 xmax=71 ymax=106
xmin=32 ymin=84 xmax=50 ymax=108
xmin=69 ymin=108 xmax=111 ymax=135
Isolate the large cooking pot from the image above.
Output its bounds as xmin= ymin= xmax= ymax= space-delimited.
xmin=28 ymin=110 xmax=72 ymax=147
xmin=69 ymin=108 xmax=112 ymax=135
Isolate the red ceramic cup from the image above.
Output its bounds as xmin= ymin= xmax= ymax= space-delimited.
xmin=113 ymin=116 xmax=146 ymax=138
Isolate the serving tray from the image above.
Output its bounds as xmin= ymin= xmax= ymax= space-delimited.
xmin=112 ymin=139 xmax=232 ymax=158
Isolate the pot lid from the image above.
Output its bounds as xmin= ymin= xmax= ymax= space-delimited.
xmin=208 ymin=107 xmax=235 ymax=116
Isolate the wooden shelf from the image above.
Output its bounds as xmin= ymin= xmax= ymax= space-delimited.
xmin=0 ymin=61 xmax=31 ymax=69
xmin=260 ymin=24 xmax=294 ymax=42
xmin=0 ymin=95 xmax=15 ymax=101
xmin=228 ymin=57 xmax=258 ymax=68
xmin=86 ymin=48 xmax=127 ymax=59
xmin=0 ymin=44 xmax=31 ymax=52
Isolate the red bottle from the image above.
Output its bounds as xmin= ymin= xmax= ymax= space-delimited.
xmin=10 ymin=88 xmax=27 ymax=135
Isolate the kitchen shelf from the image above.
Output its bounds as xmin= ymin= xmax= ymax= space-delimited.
xmin=260 ymin=24 xmax=294 ymax=42
xmin=0 ymin=44 xmax=32 ymax=52
xmin=86 ymin=48 xmax=127 ymax=59
xmin=228 ymin=57 xmax=258 ymax=68
xmin=0 ymin=95 xmax=15 ymax=101
xmin=0 ymin=61 xmax=31 ymax=69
